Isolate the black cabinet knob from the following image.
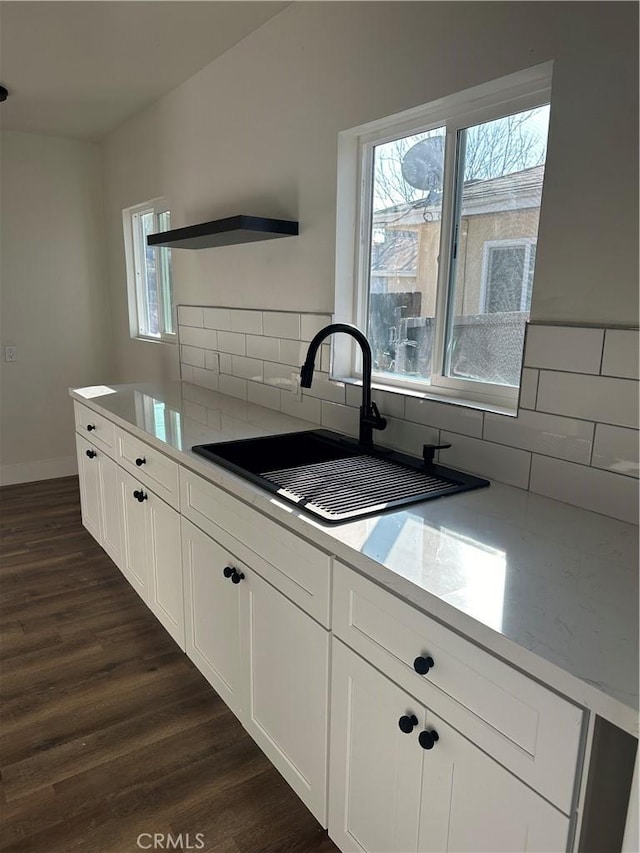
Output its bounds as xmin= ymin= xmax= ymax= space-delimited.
xmin=133 ymin=490 xmax=148 ymax=502
xmin=413 ymin=655 xmax=434 ymax=675
xmin=223 ymin=566 xmax=234 ymax=578
xmin=231 ymin=570 xmax=245 ymax=584
xmin=85 ymin=449 xmax=96 ymax=459
xmin=418 ymin=729 xmax=439 ymax=750
xmin=86 ymin=424 xmax=96 ymax=432
xmin=135 ymin=457 xmax=146 ymax=467
xmin=398 ymin=714 xmax=419 ymax=734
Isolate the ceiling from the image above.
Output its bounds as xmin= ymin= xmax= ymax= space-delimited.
xmin=0 ymin=1 xmax=290 ymax=142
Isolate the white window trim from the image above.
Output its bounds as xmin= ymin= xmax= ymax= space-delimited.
xmin=333 ymin=61 xmax=553 ymax=412
xmin=123 ymin=197 xmax=176 ymax=343
xmin=479 ymin=238 xmax=537 ymax=314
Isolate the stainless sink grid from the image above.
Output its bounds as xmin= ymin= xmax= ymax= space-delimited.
xmin=260 ymin=453 xmax=460 ymax=522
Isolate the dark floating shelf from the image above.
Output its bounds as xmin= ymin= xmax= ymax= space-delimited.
xmin=147 ymin=214 xmax=298 ymax=250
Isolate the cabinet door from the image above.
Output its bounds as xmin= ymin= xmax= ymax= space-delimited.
xmin=76 ymin=434 xmax=102 ymax=543
xmin=181 ymin=519 xmax=243 ymax=715
xmin=329 ymin=638 xmax=428 ymax=853
xmin=98 ymin=452 xmax=122 ymax=568
xmin=118 ymin=467 xmax=149 ymax=600
xmin=330 ymin=641 xmax=570 ymax=853
xmin=241 ymin=570 xmax=330 ymax=826
xmin=147 ymin=491 xmax=184 ymax=650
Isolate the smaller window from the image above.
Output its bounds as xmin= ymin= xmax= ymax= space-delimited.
xmin=123 ymin=199 xmax=175 ymax=341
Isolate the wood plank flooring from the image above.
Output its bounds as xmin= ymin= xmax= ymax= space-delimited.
xmin=0 ymin=476 xmax=339 ymax=853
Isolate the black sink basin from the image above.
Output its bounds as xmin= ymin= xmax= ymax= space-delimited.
xmin=192 ymin=430 xmax=489 ymax=524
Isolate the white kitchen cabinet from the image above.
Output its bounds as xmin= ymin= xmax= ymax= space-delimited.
xmin=181 ymin=514 xmax=330 ymax=825
xmin=76 ymin=433 xmax=123 ymax=567
xmin=182 ymin=518 xmax=243 ymax=715
xmin=241 ymin=564 xmax=330 ymax=826
xmin=118 ymin=466 xmax=184 ymax=650
xmin=329 ymin=639 xmax=571 ymax=853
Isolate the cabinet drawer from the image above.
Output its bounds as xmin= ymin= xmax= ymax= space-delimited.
xmin=180 ymin=467 xmax=331 ymax=626
xmin=333 ymin=561 xmax=583 ymax=814
xmin=74 ymin=402 xmax=116 ymax=457
xmin=116 ymin=428 xmax=179 ymax=509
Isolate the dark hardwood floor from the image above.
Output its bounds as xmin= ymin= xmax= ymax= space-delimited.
xmin=0 ymin=476 xmax=339 ymax=853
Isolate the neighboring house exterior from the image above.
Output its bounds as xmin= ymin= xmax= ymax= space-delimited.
xmin=369 ymin=165 xmax=544 ymax=384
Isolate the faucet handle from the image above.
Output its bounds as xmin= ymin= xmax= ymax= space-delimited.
xmin=369 ymin=401 xmax=387 ymax=431
xmin=422 ymin=443 xmax=452 ymax=468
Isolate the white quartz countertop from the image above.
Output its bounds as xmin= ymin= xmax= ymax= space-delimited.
xmin=71 ymin=381 xmax=639 ymax=736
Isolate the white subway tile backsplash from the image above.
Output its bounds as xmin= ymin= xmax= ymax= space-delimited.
xmin=180 ymin=312 xmax=639 ymax=524
xmin=263 ymin=311 xmax=301 ymax=339
xmin=229 ymin=309 xmax=263 ymax=335
xmin=218 ymin=374 xmax=247 ymax=401
xmin=247 ymin=381 xmax=282 ymax=412
xmin=405 ymin=397 xmax=484 ymax=438
xmin=440 ymin=431 xmax=532 ymax=489
xmin=536 ymin=372 xmax=639 ymax=429
xmin=281 ymin=389 xmax=321 ymax=424
xmin=601 ymin=329 xmax=639 ymax=379
xmin=217 ymin=331 xmax=246 ymax=356
xmin=263 ymin=361 xmax=295 ymax=389
xmin=530 ymin=455 xmax=639 ymax=525
xmin=180 ymin=345 xmax=205 ymax=368
xmin=179 ymin=326 xmax=218 ymax=350
xmin=302 ymin=372 xmax=346 ymax=405
xmin=346 ymin=385 xmax=406 ymax=419
xmin=178 ymin=306 xmax=204 ymax=327
xmin=300 ymin=313 xmax=332 ymax=341
xmin=378 ymin=419 xmax=439 ymax=457
xmin=320 ymin=401 xmax=359 ymax=437
xmin=484 ymin=409 xmax=594 ymax=464
xmin=204 ymin=351 xmax=219 ymax=373
xmin=280 ymin=339 xmax=308 ymax=367
xmin=203 ymin=308 xmax=231 ymax=331
xmin=246 ymin=334 xmax=280 ymax=362
xmin=518 ymin=368 xmax=539 ymax=410
xmin=592 ymin=424 xmax=639 ymax=478
xmin=231 ymin=355 xmax=264 ymax=382
xmin=191 ymin=367 xmax=219 ymax=392
xmin=524 ymin=325 xmax=604 ymax=374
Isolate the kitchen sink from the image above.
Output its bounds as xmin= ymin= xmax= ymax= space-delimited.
xmin=192 ymin=429 xmax=489 ymax=524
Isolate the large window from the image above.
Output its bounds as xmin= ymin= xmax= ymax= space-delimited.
xmin=335 ymin=64 xmax=552 ymax=409
xmin=123 ymin=199 xmax=175 ymax=342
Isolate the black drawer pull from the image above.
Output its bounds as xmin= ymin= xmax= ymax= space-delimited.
xmin=398 ymin=714 xmax=418 ymax=734
xmin=86 ymin=424 xmax=96 ymax=432
xmin=413 ymin=655 xmax=434 ymax=675
xmin=85 ymin=449 xmax=97 ymax=459
xmin=231 ymin=570 xmax=245 ymax=585
xmin=135 ymin=457 xmax=146 ymax=467
xmin=223 ymin=566 xmax=234 ymax=578
xmin=418 ymin=729 xmax=439 ymax=750
xmin=133 ymin=489 xmax=148 ymax=502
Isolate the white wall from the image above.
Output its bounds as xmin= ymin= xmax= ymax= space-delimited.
xmin=0 ymin=131 xmax=113 ymax=484
xmin=101 ymin=1 xmax=638 ymax=384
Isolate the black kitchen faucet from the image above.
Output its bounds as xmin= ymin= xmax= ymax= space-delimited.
xmin=300 ymin=323 xmax=387 ymax=446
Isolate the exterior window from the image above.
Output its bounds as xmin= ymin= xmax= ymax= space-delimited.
xmin=335 ymin=63 xmax=552 ymax=409
xmin=123 ymin=199 xmax=175 ymax=341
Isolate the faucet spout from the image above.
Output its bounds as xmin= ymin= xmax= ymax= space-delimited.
xmin=300 ymin=323 xmax=387 ymax=446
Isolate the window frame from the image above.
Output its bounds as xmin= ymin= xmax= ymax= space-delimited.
xmin=334 ymin=62 xmax=553 ymax=412
xmin=123 ymin=198 xmax=176 ymax=344
xmin=479 ymin=238 xmax=537 ymax=314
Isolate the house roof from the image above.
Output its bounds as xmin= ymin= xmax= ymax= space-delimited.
xmin=374 ymin=164 xmax=545 ymax=228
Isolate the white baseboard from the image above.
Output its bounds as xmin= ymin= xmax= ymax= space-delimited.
xmin=0 ymin=455 xmax=78 ymax=486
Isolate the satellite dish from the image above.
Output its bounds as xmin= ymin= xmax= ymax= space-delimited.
xmin=401 ymin=137 xmax=444 ymax=191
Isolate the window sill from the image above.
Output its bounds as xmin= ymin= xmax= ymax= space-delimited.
xmin=337 ymin=375 xmax=518 ymax=417
xmin=132 ymin=334 xmax=177 ymax=346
